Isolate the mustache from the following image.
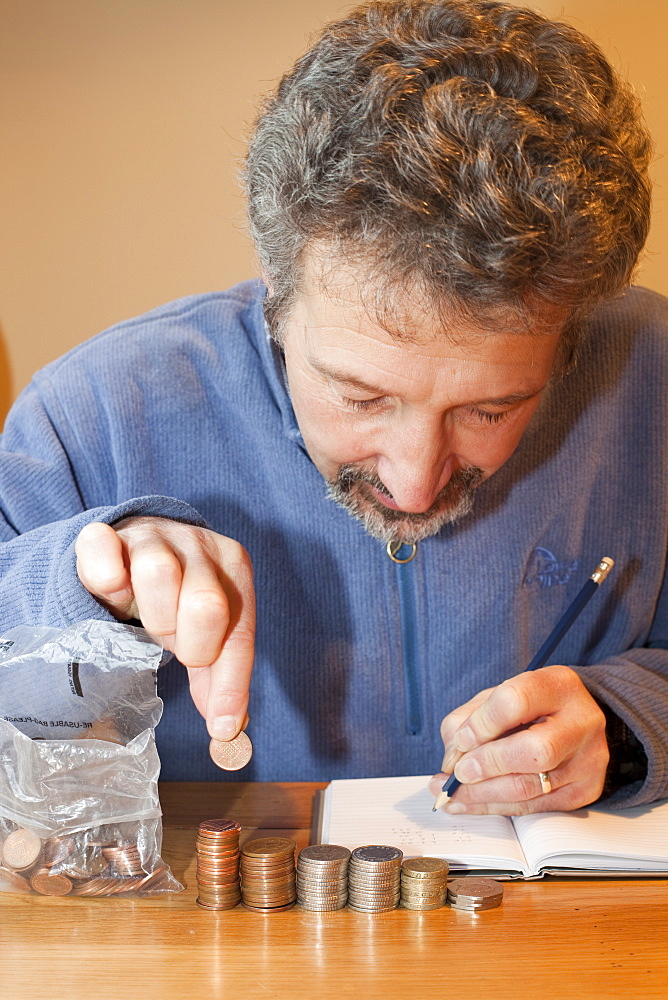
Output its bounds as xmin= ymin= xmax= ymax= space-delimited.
xmin=333 ymin=464 xmax=484 ymax=522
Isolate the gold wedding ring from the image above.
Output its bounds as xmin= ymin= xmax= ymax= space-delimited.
xmin=538 ymin=771 xmax=552 ymax=795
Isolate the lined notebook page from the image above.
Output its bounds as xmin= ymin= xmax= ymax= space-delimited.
xmin=322 ymin=775 xmax=529 ymax=873
xmin=513 ymin=799 xmax=668 ymax=872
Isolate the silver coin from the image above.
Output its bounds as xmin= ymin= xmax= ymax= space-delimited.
xmin=447 ymin=877 xmax=503 ymax=901
xmin=298 ymin=899 xmax=348 ymax=911
xmin=351 ymin=846 xmax=403 ymax=865
xmin=447 ymin=897 xmax=503 ymax=911
xmin=299 ymin=845 xmax=351 ymax=864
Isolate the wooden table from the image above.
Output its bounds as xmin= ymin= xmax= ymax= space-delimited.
xmin=1 ymin=781 xmax=666 ymax=1000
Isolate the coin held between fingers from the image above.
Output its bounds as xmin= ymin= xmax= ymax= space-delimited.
xmin=209 ymin=731 xmax=253 ymax=770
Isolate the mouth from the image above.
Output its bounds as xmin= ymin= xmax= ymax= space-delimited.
xmin=367 ymin=481 xmax=403 ymax=510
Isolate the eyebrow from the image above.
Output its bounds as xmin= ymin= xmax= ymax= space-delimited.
xmin=310 ymin=360 xmax=386 ymax=395
xmin=309 ymin=359 xmax=545 ymax=407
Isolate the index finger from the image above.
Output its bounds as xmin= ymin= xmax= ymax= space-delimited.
xmin=452 ymin=667 xmax=570 ymax=753
xmin=204 ymin=544 xmax=256 ymax=741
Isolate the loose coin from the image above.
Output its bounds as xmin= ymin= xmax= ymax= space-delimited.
xmin=30 ymin=869 xmax=73 ymax=896
xmin=209 ymin=731 xmax=253 ymax=771
xmin=2 ymin=829 xmax=42 ymax=872
xmin=0 ymin=866 xmax=31 ymax=893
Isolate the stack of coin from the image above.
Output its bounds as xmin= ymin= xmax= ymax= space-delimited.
xmin=347 ymin=845 xmax=403 ymax=912
xmin=195 ymin=819 xmax=242 ymax=910
xmin=240 ymin=837 xmax=297 ymax=911
xmin=296 ymin=845 xmax=350 ymax=911
xmin=447 ymin=877 xmax=504 ymax=911
xmin=102 ymin=842 xmax=145 ymax=876
xmin=400 ymin=857 xmax=449 ymax=910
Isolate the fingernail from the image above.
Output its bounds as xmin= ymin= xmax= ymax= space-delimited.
xmin=455 ymin=757 xmax=482 ymax=782
xmin=211 ymin=715 xmax=238 ymax=741
xmin=108 ymin=589 xmax=132 ymax=604
xmin=455 ymin=726 xmax=476 ymax=752
xmin=445 ymin=802 xmax=467 ymax=814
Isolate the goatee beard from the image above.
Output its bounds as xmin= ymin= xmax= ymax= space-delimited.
xmin=326 ymin=464 xmax=483 ymax=543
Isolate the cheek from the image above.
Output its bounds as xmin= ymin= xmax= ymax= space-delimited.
xmin=461 ymin=411 xmax=538 ymax=471
xmin=291 ymin=392 xmax=374 ymax=466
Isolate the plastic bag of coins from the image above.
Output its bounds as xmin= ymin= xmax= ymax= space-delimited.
xmin=400 ymin=857 xmax=449 ymax=910
xmin=447 ymin=877 xmax=504 ymax=911
xmin=0 ymin=819 xmax=179 ymax=897
xmin=347 ymin=845 xmax=403 ymax=912
xmin=240 ymin=837 xmax=297 ymax=911
xmin=196 ymin=819 xmax=242 ymax=909
xmin=0 ymin=620 xmax=184 ymax=898
xmin=296 ymin=845 xmax=350 ymax=911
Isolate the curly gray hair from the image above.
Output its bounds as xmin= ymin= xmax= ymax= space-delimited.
xmin=245 ymin=0 xmax=652 ymax=350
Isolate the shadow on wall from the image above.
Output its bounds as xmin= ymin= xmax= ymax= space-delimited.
xmin=0 ymin=323 xmax=13 ymax=428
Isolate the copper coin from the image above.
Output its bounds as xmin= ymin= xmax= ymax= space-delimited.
xmin=2 ymin=829 xmax=42 ymax=872
xmin=42 ymin=837 xmax=76 ymax=869
xmin=30 ymin=870 xmax=73 ymax=896
xmin=242 ymin=901 xmax=296 ymax=912
xmin=0 ymin=866 xmax=31 ymax=893
xmin=198 ymin=819 xmax=242 ymax=835
xmin=209 ymin=732 xmax=253 ymax=771
xmin=242 ymin=837 xmax=296 ymax=858
xmin=197 ymin=898 xmax=241 ymax=910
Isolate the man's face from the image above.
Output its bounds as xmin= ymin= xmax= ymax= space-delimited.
xmin=281 ymin=257 xmax=564 ymax=543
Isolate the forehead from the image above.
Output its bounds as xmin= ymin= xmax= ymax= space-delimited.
xmin=291 ymin=249 xmax=568 ymax=347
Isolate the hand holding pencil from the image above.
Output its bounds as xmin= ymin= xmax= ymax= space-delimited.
xmin=430 ymin=558 xmax=615 ymax=817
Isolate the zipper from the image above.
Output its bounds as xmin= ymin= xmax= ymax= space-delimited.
xmin=391 ymin=544 xmax=422 ymax=736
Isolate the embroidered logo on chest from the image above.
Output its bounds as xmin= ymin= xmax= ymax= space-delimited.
xmin=523 ymin=547 xmax=579 ymax=588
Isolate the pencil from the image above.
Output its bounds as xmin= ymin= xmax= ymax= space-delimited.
xmin=432 ymin=556 xmax=615 ymax=812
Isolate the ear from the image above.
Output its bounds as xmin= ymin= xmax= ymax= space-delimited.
xmin=261 ymin=269 xmax=274 ymax=296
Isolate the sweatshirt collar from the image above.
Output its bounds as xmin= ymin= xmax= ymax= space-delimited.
xmin=247 ymin=285 xmax=307 ymax=452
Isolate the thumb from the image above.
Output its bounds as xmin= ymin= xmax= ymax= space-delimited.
xmin=75 ymin=521 xmax=137 ymax=619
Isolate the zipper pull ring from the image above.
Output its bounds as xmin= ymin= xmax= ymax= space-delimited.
xmin=386 ymin=540 xmax=417 ymax=564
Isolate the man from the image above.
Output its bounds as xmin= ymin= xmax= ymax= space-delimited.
xmin=1 ymin=0 xmax=666 ymax=814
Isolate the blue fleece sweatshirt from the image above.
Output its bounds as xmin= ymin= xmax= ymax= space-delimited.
xmin=0 ymin=280 xmax=667 ymax=804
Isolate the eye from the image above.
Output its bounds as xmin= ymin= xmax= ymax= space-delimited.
xmin=342 ymin=396 xmax=385 ymax=413
xmin=470 ymin=408 xmax=509 ymax=425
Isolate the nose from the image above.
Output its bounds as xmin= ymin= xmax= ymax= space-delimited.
xmin=374 ymin=413 xmax=452 ymax=513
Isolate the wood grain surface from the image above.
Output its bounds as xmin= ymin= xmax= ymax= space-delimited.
xmin=0 ymin=781 xmax=666 ymax=1000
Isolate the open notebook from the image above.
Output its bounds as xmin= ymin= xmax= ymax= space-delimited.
xmin=313 ymin=775 xmax=668 ymax=879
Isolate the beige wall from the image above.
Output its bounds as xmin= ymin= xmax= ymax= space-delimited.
xmin=2 ymin=0 xmax=666 ymax=424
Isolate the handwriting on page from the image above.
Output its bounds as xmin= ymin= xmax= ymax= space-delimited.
xmin=388 ymin=824 xmax=474 ymax=846
xmin=324 ymin=776 xmax=528 ymax=869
